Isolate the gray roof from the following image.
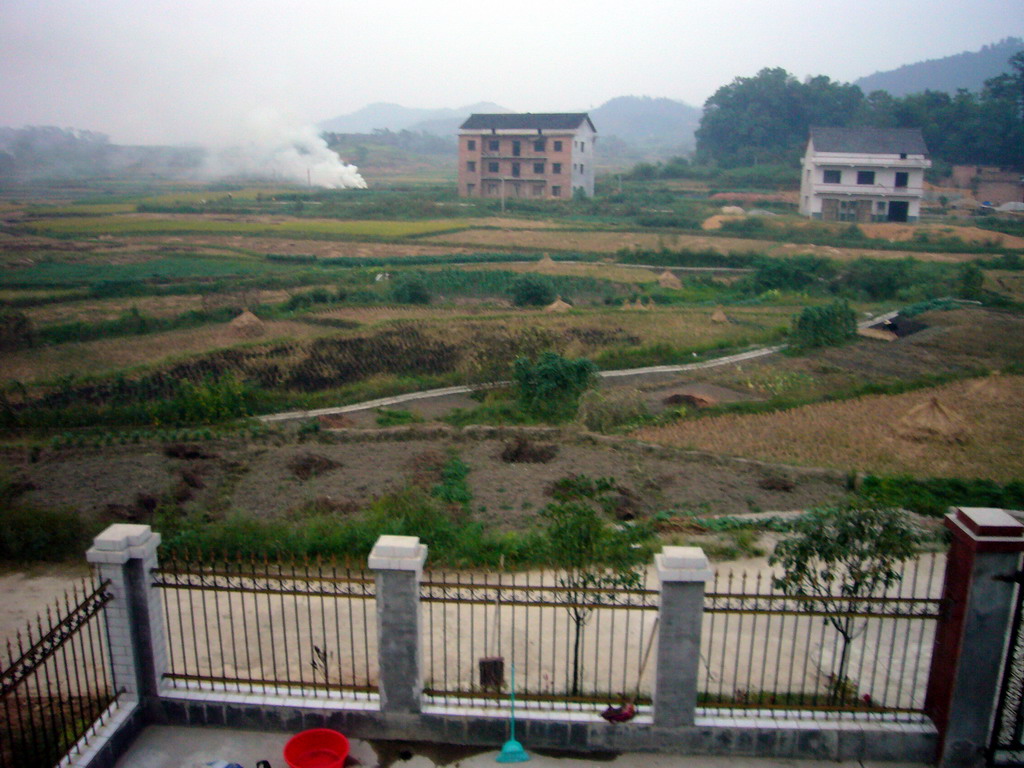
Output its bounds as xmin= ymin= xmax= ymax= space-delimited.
xmin=459 ymin=113 xmax=595 ymax=132
xmin=809 ymin=126 xmax=928 ymax=155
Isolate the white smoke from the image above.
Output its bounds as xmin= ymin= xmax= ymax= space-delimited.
xmin=202 ymin=109 xmax=366 ymax=189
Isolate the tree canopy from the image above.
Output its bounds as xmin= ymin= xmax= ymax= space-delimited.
xmin=695 ymin=52 xmax=1024 ymax=169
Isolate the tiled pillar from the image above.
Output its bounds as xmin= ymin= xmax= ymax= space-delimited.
xmin=924 ymin=508 xmax=1024 ymax=768
xmin=86 ymin=524 xmax=167 ymax=709
xmin=653 ymin=546 xmax=712 ymax=727
xmin=370 ymin=535 xmax=427 ymax=714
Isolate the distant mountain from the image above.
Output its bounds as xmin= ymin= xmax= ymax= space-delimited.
xmin=855 ymin=37 xmax=1023 ymax=96
xmin=588 ymin=95 xmax=701 ymax=152
xmin=319 ymin=102 xmax=509 ymax=134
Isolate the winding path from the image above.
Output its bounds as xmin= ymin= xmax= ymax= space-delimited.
xmin=259 ymin=311 xmax=898 ymax=424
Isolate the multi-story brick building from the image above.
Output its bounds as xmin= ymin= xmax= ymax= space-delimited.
xmin=799 ymin=126 xmax=930 ymax=223
xmin=457 ymin=113 xmax=596 ymax=200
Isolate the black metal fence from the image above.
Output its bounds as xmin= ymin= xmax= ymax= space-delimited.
xmin=0 ymin=578 xmax=119 ymax=768
xmin=701 ymin=553 xmax=944 ymax=719
xmin=153 ymin=554 xmax=378 ymax=699
xmin=421 ymin=569 xmax=660 ymax=711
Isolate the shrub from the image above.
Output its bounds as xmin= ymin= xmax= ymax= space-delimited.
xmin=391 ymin=274 xmax=432 ymax=304
xmin=511 ymin=274 xmax=557 ymax=306
xmin=513 ymin=352 xmax=598 ymax=421
xmin=577 ymin=388 xmax=650 ymax=432
xmin=791 ymin=300 xmax=856 ymax=349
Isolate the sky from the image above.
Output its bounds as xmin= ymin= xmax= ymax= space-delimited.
xmin=1 ymin=0 xmax=1022 ymax=146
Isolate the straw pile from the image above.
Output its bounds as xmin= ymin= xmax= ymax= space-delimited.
xmin=710 ymin=307 xmax=729 ymax=324
xmin=229 ymin=310 xmax=265 ymax=338
xmin=535 ymin=254 xmax=557 ymax=271
xmin=658 ymin=270 xmax=683 ymax=289
xmin=858 ymin=327 xmax=898 ymax=342
xmin=895 ymin=396 xmax=969 ymax=444
xmin=545 ymin=297 xmax=572 ymax=313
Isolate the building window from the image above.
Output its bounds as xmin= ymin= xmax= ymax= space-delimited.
xmin=487 ymin=161 xmax=499 ymax=173
xmin=823 ymin=170 xmax=841 ymax=184
xmin=512 ymin=162 xmax=520 ymax=177
xmin=900 ymin=153 xmax=907 ymax=159
xmin=552 ymin=163 xmax=561 ymax=174
xmin=857 ymin=171 xmax=875 ymax=185
xmin=532 ymin=184 xmax=544 ymax=197
xmin=579 ymin=164 xmax=584 ymax=174
xmin=533 ymin=162 xmax=544 ymax=174
xmin=553 ymin=140 xmax=562 ymax=151
xmin=580 ymin=141 xmax=585 ymax=152
xmin=512 ymin=141 xmax=521 ymax=157
xmin=488 ymin=140 xmax=499 ymax=151
xmin=467 ymin=140 xmax=476 ymax=151
xmin=466 ymin=161 xmax=476 ymax=172
xmin=467 ymin=183 xmax=475 ymax=195
xmin=876 ymin=201 xmax=886 ymax=211
xmin=552 ymin=186 xmax=561 ymax=197
xmin=534 ymin=139 xmax=545 ymax=152
xmin=895 ymin=171 xmax=909 ymax=188
xmin=486 ymin=183 xmax=498 ymax=194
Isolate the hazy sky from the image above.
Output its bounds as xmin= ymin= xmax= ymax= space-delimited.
xmin=1 ymin=0 xmax=1022 ymax=145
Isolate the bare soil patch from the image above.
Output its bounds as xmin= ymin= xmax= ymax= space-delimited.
xmin=5 ymin=432 xmax=849 ymax=535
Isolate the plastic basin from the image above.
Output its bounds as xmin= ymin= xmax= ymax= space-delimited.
xmin=283 ymin=728 xmax=350 ymax=768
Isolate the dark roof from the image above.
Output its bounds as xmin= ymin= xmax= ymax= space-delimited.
xmin=809 ymin=126 xmax=928 ymax=155
xmin=459 ymin=113 xmax=595 ymax=132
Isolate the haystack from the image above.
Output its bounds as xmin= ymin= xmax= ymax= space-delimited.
xmin=710 ymin=307 xmax=729 ymax=324
xmin=721 ymin=205 xmax=745 ymax=216
xmin=634 ymin=298 xmax=651 ymax=310
xmin=535 ymin=254 xmax=557 ymax=271
xmin=658 ymin=270 xmax=683 ymax=289
xmin=545 ymin=296 xmax=572 ymax=313
xmin=896 ymin=396 xmax=969 ymax=444
xmin=229 ymin=310 xmax=265 ymax=338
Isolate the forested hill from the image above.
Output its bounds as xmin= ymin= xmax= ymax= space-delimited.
xmin=855 ymin=37 xmax=1024 ymax=96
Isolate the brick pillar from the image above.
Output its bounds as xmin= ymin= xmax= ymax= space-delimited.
xmin=653 ymin=545 xmax=712 ymax=727
xmin=369 ymin=535 xmax=427 ymax=714
xmin=86 ymin=524 xmax=167 ymax=714
xmin=924 ymin=508 xmax=1024 ymax=768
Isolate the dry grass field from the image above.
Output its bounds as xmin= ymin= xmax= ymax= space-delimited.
xmin=456 ymin=260 xmax=660 ymax=284
xmin=634 ymin=374 xmax=1024 ymax=481
xmin=424 ymin=228 xmax=986 ymax=263
xmin=1 ymin=319 xmax=336 ymax=384
xmin=23 ymin=289 xmax=295 ymax=325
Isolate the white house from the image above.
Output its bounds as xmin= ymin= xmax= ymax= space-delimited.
xmin=799 ymin=127 xmax=931 ymax=223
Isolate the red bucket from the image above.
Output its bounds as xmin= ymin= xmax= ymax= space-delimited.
xmin=283 ymin=728 xmax=350 ymax=768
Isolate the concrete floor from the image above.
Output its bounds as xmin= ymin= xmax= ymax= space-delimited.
xmin=113 ymin=725 xmax=931 ymax=768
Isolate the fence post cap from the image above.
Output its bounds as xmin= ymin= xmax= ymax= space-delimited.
xmin=89 ymin=523 xmax=154 ymax=551
xmin=946 ymin=507 xmax=1024 ymax=553
xmin=369 ymin=535 xmax=428 ymax=572
xmin=656 ymin=546 xmax=713 ymax=583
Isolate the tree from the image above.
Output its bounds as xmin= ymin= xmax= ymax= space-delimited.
xmin=790 ymin=300 xmax=857 ymax=349
xmin=769 ymin=504 xmax=920 ymax=701
xmin=511 ymin=273 xmax=556 ymax=307
xmin=391 ymin=274 xmax=431 ymax=304
xmin=540 ymin=476 xmax=650 ymax=695
xmin=513 ymin=352 xmax=597 ymax=421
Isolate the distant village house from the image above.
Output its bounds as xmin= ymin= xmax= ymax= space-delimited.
xmin=799 ymin=127 xmax=930 ymax=223
xmin=457 ymin=113 xmax=596 ymax=200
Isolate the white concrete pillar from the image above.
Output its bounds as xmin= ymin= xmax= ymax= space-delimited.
xmin=86 ymin=524 xmax=166 ymax=703
xmin=369 ymin=535 xmax=427 ymax=714
xmin=653 ymin=546 xmax=712 ymax=727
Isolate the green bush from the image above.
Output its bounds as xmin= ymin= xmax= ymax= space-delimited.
xmin=858 ymin=475 xmax=1024 ymax=517
xmin=511 ymin=274 xmax=557 ymax=306
xmin=513 ymin=352 xmax=598 ymax=421
xmin=391 ymin=275 xmax=431 ymax=304
xmin=791 ymin=300 xmax=856 ymax=349
xmin=0 ymin=505 xmax=87 ymax=561
xmin=577 ymin=388 xmax=650 ymax=432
